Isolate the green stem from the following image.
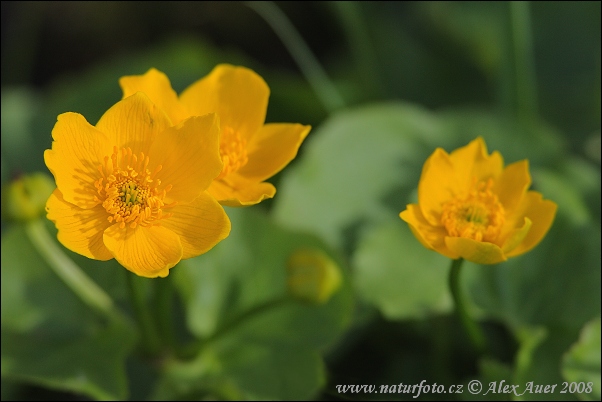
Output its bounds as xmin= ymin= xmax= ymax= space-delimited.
xmin=448 ymin=258 xmax=486 ymax=355
xmin=245 ymin=1 xmax=346 ymax=113
xmin=156 ymin=275 xmax=176 ymax=352
xmin=125 ymin=272 xmax=161 ymax=356
xmin=25 ymin=219 xmax=115 ymax=318
xmin=207 ymin=295 xmax=290 ymax=343
xmin=179 ymin=295 xmax=291 ymax=359
xmin=510 ymin=0 xmax=538 ymax=125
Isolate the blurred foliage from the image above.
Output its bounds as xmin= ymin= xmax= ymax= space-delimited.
xmin=1 ymin=1 xmax=600 ymax=401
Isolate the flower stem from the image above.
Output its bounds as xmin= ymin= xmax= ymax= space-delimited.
xmin=207 ymin=295 xmax=291 ymax=343
xmin=179 ymin=295 xmax=291 ymax=360
xmin=25 ymin=219 xmax=115 ymax=318
xmin=448 ymin=258 xmax=486 ymax=355
xmin=156 ymin=275 xmax=176 ymax=352
xmin=245 ymin=1 xmax=346 ymax=113
xmin=125 ymin=271 xmax=161 ymax=356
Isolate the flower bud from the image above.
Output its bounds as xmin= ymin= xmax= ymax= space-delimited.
xmin=1 ymin=172 xmax=55 ymax=222
xmin=287 ymin=248 xmax=342 ymax=304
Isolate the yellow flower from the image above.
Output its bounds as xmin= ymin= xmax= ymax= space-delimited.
xmin=44 ymin=93 xmax=231 ymax=278
xmin=119 ymin=65 xmax=311 ymax=207
xmin=399 ymin=137 xmax=557 ymax=264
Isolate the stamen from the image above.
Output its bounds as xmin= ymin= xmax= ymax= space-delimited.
xmin=441 ymin=178 xmax=505 ymax=242
xmin=217 ymin=126 xmax=249 ymax=179
xmin=95 ymin=146 xmax=176 ymax=229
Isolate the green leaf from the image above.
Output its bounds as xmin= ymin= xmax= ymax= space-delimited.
xmin=353 ymin=221 xmax=452 ymax=320
xmin=273 ymin=102 xmax=449 ymax=249
xmin=512 ymin=326 xmax=582 ymax=401
xmin=162 ymin=208 xmax=353 ymax=400
xmin=1 ymin=224 xmax=136 ymax=400
xmin=532 ymin=169 xmax=591 ymax=227
xmin=0 ymin=89 xmax=40 ymax=175
xmin=461 ymin=212 xmax=600 ymax=402
xmin=467 ymin=217 xmax=600 ymax=331
xmin=562 ymin=318 xmax=601 ymax=401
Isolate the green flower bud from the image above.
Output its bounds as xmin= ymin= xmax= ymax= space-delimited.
xmin=1 ymin=173 xmax=55 ymax=222
xmin=287 ymin=248 xmax=342 ymax=304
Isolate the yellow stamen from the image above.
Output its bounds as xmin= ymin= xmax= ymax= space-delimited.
xmin=440 ymin=178 xmax=505 ymax=242
xmin=217 ymin=126 xmax=249 ymax=179
xmin=96 ymin=147 xmax=176 ymax=228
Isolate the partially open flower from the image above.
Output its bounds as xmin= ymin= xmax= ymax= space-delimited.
xmin=287 ymin=248 xmax=342 ymax=304
xmin=400 ymin=137 xmax=557 ymax=264
xmin=1 ymin=172 xmax=55 ymax=222
xmin=120 ymin=65 xmax=311 ymax=207
xmin=44 ymin=93 xmax=230 ymax=277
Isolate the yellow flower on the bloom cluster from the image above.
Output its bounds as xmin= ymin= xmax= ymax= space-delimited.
xmin=44 ymin=93 xmax=231 ymax=278
xmin=400 ymin=137 xmax=557 ymax=265
xmin=119 ymin=65 xmax=311 ymax=207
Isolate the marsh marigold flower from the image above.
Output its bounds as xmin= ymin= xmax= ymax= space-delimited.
xmin=44 ymin=93 xmax=231 ymax=278
xmin=399 ymin=137 xmax=557 ymax=265
xmin=119 ymin=64 xmax=311 ymax=207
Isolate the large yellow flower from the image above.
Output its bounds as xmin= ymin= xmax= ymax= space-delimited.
xmin=44 ymin=93 xmax=231 ymax=278
xmin=400 ymin=137 xmax=557 ymax=265
xmin=119 ymin=64 xmax=311 ymax=206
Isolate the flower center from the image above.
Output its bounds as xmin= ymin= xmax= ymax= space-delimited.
xmin=94 ymin=146 xmax=175 ymax=229
xmin=440 ymin=178 xmax=505 ymax=242
xmin=217 ymin=126 xmax=248 ymax=180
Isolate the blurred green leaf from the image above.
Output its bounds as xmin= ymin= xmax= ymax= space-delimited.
xmin=273 ymin=102 xmax=450 ymax=249
xmin=353 ymin=221 xmax=452 ymax=320
xmin=562 ymin=317 xmax=601 ymax=401
xmin=467 ymin=216 xmax=600 ymax=331
xmin=422 ymin=2 xmax=508 ymax=76
xmin=461 ymin=358 xmax=515 ymax=401
xmin=532 ymin=168 xmax=591 ymax=227
xmin=513 ymin=326 xmax=581 ymax=401
xmin=1 ymin=88 xmax=40 ymax=176
xmin=1 ymin=224 xmax=136 ymax=400
xmin=437 ymin=108 xmax=565 ymax=167
xmin=466 ymin=215 xmax=600 ymax=401
xmin=159 ymin=208 xmax=353 ymax=400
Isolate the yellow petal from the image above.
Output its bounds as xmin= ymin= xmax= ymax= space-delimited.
xmin=237 ymin=123 xmax=311 ymax=182
xmin=449 ymin=137 xmax=504 ymax=192
xmin=400 ymin=204 xmax=459 ymax=259
xmin=505 ymin=192 xmax=557 ymax=258
xmin=148 ymin=114 xmax=222 ymax=204
xmin=119 ymin=68 xmax=189 ymax=125
xmin=103 ymin=224 xmax=183 ymax=278
xmin=208 ymin=174 xmax=276 ymax=207
xmin=95 ymin=92 xmax=172 ymax=157
xmin=162 ymin=192 xmax=231 ymax=259
xmin=179 ymin=64 xmax=269 ymax=141
xmin=494 ymin=160 xmax=531 ymax=212
xmin=46 ymin=189 xmax=113 ymax=260
xmin=501 ymin=217 xmax=532 ymax=254
xmin=44 ymin=112 xmax=113 ymax=209
xmin=445 ymin=236 xmax=507 ymax=265
xmin=418 ymin=148 xmax=459 ymax=225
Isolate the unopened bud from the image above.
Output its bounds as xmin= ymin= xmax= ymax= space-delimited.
xmin=1 ymin=172 xmax=55 ymax=222
xmin=287 ymin=248 xmax=342 ymax=304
